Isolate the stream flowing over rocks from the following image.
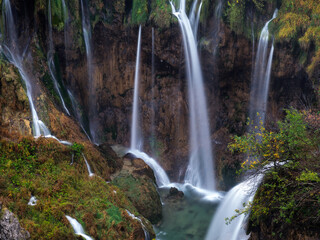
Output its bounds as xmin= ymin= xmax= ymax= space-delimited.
xmin=0 ymin=0 xmax=319 ymax=239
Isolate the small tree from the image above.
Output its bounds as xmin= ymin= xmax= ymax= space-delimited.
xmin=229 ymin=109 xmax=313 ymax=173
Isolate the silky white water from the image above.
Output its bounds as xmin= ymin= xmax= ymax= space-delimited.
xmin=128 ymin=149 xmax=170 ymax=187
xmin=28 ymin=196 xmax=38 ymax=206
xmin=2 ymin=0 xmax=72 ymax=146
xmin=126 ymin=210 xmax=150 ymax=240
xmin=205 ymin=174 xmax=263 ymax=240
xmin=130 ymin=25 xmax=142 ymax=150
xmin=47 ymin=0 xmax=70 ymax=115
xmin=2 ymin=0 xmax=50 ymax=137
xmin=189 ymin=0 xmax=203 ymax=41
xmin=66 ymin=215 xmax=94 ymax=240
xmin=82 ymin=153 xmax=94 ymax=177
xmin=171 ymin=0 xmax=215 ymax=191
xmin=249 ymin=9 xmax=278 ymax=129
xmin=205 ymin=12 xmax=279 ymax=239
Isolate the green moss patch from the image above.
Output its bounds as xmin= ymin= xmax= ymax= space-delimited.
xmin=0 ymin=137 xmax=153 ymax=239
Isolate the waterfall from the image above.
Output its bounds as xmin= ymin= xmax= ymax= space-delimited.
xmin=126 ymin=210 xmax=151 ymax=240
xmin=249 ymin=10 xmax=278 ymax=129
xmin=205 ymin=174 xmax=264 ymax=240
xmin=66 ymin=215 xmax=94 ymax=240
xmin=47 ymin=0 xmax=70 ymax=115
xmin=80 ymin=0 xmax=97 ymax=144
xmin=188 ymin=0 xmax=203 ymax=41
xmin=128 ymin=149 xmax=170 ymax=187
xmin=2 ymin=0 xmax=72 ymax=146
xmin=205 ymin=11 xmax=279 ymax=240
xmin=130 ymin=26 xmax=142 ymax=151
xmin=212 ymin=0 xmax=223 ymax=57
xmin=2 ymin=0 xmax=50 ymax=137
xmin=68 ymin=90 xmax=92 ymax=141
xmin=82 ymin=153 xmax=94 ymax=177
xmin=171 ymin=1 xmax=215 ymax=191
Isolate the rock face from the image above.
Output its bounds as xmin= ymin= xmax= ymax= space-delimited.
xmin=0 ymin=62 xmax=32 ymax=136
xmin=0 ymin=204 xmax=30 ymax=240
xmin=112 ymin=154 xmax=162 ymax=224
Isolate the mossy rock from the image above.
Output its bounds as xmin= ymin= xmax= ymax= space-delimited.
xmin=112 ymin=173 xmax=162 ymax=224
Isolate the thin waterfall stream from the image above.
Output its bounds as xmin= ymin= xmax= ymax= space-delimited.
xmin=47 ymin=0 xmax=70 ymax=116
xmin=130 ymin=25 xmax=142 ymax=151
xmin=249 ymin=9 xmax=278 ymax=129
xmin=66 ymin=215 xmax=94 ymax=240
xmin=80 ymin=0 xmax=98 ymax=144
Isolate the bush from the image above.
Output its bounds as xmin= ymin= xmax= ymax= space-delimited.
xmin=228 ymin=108 xmax=320 ymax=236
xmin=229 ymin=109 xmax=313 ymax=171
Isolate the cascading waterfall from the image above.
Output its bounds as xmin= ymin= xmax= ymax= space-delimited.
xmin=205 ymin=174 xmax=264 ymax=240
xmin=126 ymin=210 xmax=151 ymax=240
xmin=2 ymin=0 xmax=50 ymax=137
xmin=189 ymin=0 xmax=203 ymax=41
xmin=47 ymin=0 xmax=70 ymax=115
xmin=249 ymin=9 xmax=278 ymax=129
xmin=171 ymin=0 xmax=215 ymax=191
xmin=80 ymin=0 xmax=98 ymax=144
xmin=130 ymin=25 xmax=142 ymax=151
xmin=128 ymin=27 xmax=171 ymax=188
xmin=2 ymin=0 xmax=72 ymax=146
xmin=205 ymin=11 xmax=279 ymax=240
xmin=129 ymin=149 xmax=170 ymax=187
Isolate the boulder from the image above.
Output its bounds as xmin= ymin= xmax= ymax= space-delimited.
xmin=0 ymin=203 xmax=30 ymax=240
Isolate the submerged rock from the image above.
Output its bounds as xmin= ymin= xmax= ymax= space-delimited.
xmin=167 ymin=187 xmax=184 ymax=200
xmin=0 ymin=203 xmax=30 ymax=240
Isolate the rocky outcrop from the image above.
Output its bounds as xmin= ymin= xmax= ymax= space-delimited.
xmin=112 ymin=153 xmax=162 ymax=224
xmin=0 ymin=203 xmax=30 ymax=240
xmin=0 ymin=62 xmax=32 ymax=137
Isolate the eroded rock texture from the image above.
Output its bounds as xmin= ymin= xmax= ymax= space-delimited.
xmin=0 ymin=204 xmax=30 ymax=240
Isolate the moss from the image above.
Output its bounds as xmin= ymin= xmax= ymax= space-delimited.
xmin=51 ymin=0 xmax=65 ymax=31
xmin=131 ymin=0 xmax=148 ymax=25
xmin=0 ymin=137 xmax=153 ymax=239
xmin=149 ymin=0 xmax=174 ymax=29
xmin=112 ymin=173 xmax=162 ymax=224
